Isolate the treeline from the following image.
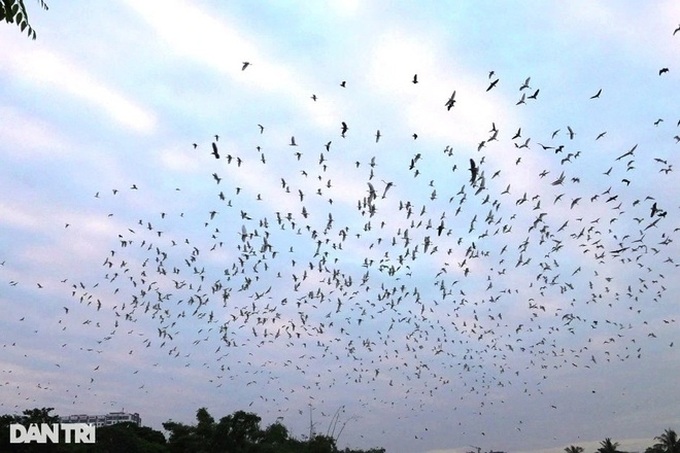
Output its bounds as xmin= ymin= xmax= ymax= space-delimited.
xmin=0 ymin=407 xmax=385 ymax=452
xmin=564 ymin=430 xmax=680 ymax=453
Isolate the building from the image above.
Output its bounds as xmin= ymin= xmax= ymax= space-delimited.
xmin=60 ymin=411 xmax=141 ymax=427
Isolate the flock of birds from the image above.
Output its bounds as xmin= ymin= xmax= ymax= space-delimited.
xmin=2 ymin=25 xmax=680 ymax=446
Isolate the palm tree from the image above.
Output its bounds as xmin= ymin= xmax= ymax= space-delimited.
xmin=653 ymin=429 xmax=680 ymax=453
xmin=598 ymin=438 xmax=623 ymax=453
xmin=565 ymin=446 xmax=584 ymax=453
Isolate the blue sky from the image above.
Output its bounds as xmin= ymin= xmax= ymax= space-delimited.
xmin=1 ymin=2 xmax=680 ymax=452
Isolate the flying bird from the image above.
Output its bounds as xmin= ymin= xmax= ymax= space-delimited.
xmin=551 ymin=171 xmax=565 ymax=186
xmin=519 ymin=77 xmax=531 ymax=90
xmin=486 ymin=78 xmax=499 ymax=91
xmin=615 ymin=144 xmax=637 ymax=161
xmin=445 ymin=90 xmax=456 ymax=110
xmin=469 ymin=159 xmax=478 ymax=186
xmin=590 ymin=88 xmax=602 ymax=99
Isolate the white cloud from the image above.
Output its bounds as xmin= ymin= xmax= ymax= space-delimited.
xmin=326 ymin=0 xmax=361 ymax=17
xmin=121 ymin=0 xmax=343 ymax=132
xmin=0 ymin=33 xmax=157 ymax=134
xmin=0 ymin=106 xmax=72 ymax=158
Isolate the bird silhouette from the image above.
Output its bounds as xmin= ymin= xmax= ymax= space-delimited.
xmin=445 ymin=90 xmax=456 ymax=110
xmin=469 ymin=159 xmax=478 ymax=186
xmin=486 ymin=78 xmax=499 ymax=91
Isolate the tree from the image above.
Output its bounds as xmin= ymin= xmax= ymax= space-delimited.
xmin=304 ymin=434 xmax=337 ymax=453
xmin=0 ymin=0 xmax=48 ymax=40
xmin=261 ymin=421 xmax=289 ymax=445
xmin=651 ymin=429 xmax=680 ymax=453
xmin=565 ymin=446 xmax=584 ymax=453
xmin=598 ymin=438 xmax=624 ymax=453
xmin=195 ymin=407 xmax=216 ymax=451
xmin=163 ymin=419 xmax=203 ymax=453
xmin=213 ymin=410 xmax=263 ymax=452
xmin=87 ymin=422 xmax=167 ymax=453
xmin=20 ymin=407 xmax=60 ymax=425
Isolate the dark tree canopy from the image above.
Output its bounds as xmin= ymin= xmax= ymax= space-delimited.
xmin=162 ymin=407 xmax=384 ymax=453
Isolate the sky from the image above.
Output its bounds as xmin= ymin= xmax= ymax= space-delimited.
xmin=1 ymin=1 xmax=680 ymax=452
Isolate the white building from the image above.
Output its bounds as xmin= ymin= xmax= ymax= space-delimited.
xmin=60 ymin=411 xmax=141 ymax=427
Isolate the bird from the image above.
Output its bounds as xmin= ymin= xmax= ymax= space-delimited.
xmin=412 ymin=74 xmax=418 ymax=84
xmin=28 ymin=34 xmax=680 ymax=449
xmin=469 ymin=159 xmax=478 ymax=186
xmin=241 ymin=61 xmax=251 ymax=71
xmin=615 ymin=144 xmax=637 ymax=161
xmin=590 ymin=88 xmax=602 ymax=99
xmin=519 ymin=77 xmax=531 ymax=90
xmin=659 ymin=67 xmax=669 ymax=75
xmin=551 ymin=171 xmax=565 ymax=186
xmin=445 ymin=90 xmax=456 ymax=110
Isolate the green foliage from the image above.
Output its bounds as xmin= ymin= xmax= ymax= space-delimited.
xmin=161 ymin=407 xmax=383 ymax=453
xmin=598 ymin=438 xmax=624 ymax=453
xmin=0 ymin=0 xmax=48 ymax=40
xmin=14 ymin=407 xmax=676 ymax=453
xmin=565 ymin=446 xmax=584 ymax=453
xmin=650 ymin=429 xmax=680 ymax=453
xmin=84 ymin=422 xmax=167 ymax=453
